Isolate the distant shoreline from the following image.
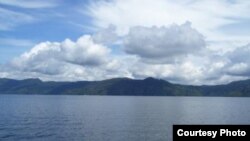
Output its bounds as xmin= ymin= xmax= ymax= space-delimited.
xmin=1 ymin=93 xmax=250 ymax=98
xmin=0 ymin=77 xmax=250 ymax=97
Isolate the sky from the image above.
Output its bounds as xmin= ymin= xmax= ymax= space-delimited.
xmin=0 ymin=0 xmax=250 ymax=85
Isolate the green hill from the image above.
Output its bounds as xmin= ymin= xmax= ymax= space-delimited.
xmin=0 ymin=77 xmax=250 ymax=96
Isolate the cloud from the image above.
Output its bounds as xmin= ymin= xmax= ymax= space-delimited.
xmin=128 ymin=53 xmax=248 ymax=85
xmin=1 ymin=22 xmax=249 ymax=85
xmin=11 ymin=35 xmax=110 ymax=68
xmin=87 ymin=0 xmax=250 ymax=38
xmin=0 ymin=0 xmax=59 ymax=8
xmin=123 ymin=22 xmax=206 ymax=63
xmin=85 ymin=0 xmax=250 ymax=84
xmin=225 ymin=44 xmax=250 ymax=77
xmin=227 ymin=44 xmax=250 ymax=63
xmin=1 ymin=0 xmax=250 ymax=85
xmin=0 ymin=8 xmax=35 ymax=30
xmin=1 ymin=31 xmax=250 ymax=85
xmin=92 ymin=24 xmax=118 ymax=45
xmin=1 ymin=35 xmax=131 ymax=81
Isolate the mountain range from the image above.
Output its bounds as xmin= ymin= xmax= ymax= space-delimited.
xmin=0 ymin=77 xmax=250 ymax=96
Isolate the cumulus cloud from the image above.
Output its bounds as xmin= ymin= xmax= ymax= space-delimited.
xmin=74 ymin=0 xmax=250 ymax=85
xmin=12 ymin=35 xmax=110 ymax=67
xmin=92 ymin=24 xmax=118 ymax=45
xmin=1 ymin=20 xmax=250 ymax=85
xmin=227 ymin=44 xmax=250 ymax=63
xmin=1 ymin=22 xmax=250 ymax=85
xmin=225 ymin=44 xmax=250 ymax=77
xmin=128 ymin=55 xmax=216 ymax=85
xmin=123 ymin=22 xmax=206 ymax=63
xmin=86 ymin=0 xmax=250 ymax=60
xmin=1 ymin=35 xmax=131 ymax=81
xmin=1 ymin=0 xmax=250 ymax=85
xmin=127 ymin=52 xmax=249 ymax=85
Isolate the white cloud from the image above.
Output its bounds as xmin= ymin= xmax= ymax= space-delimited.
xmin=0 ymin=0 xmax=59 ymax=8
xmin=226 ymin=63 xmax=249 ymax=76
xmin=1 ymin=0 xmax=250 ymax=85
xmin=87 ymin=0 xmax=250 ymax=38
xmin=1 ymin=23 xmax=249 ymax=85
xmin=1 ymin=35 xmax=131 ymax=81
xmin=84 ymin=0 xmax=250 ymax=84
xmin=1 ymin=31 xmax=250 ymax=85
xmin=10 ymin=35 xmax=110 ymax=68
xmin=128 ymin=53 xmax=248 ymax=85
xmin=86 ymin=0 xmax=250 ymax=58
xmin=123 ymin=22 xmax=205 ymax=63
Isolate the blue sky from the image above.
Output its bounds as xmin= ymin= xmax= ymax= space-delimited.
xmin=0 ymin=0 xmax=94 ymax=62
xmin=1 ymin=0 xmax=250 ymax=85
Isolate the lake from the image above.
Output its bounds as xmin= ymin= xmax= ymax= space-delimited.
xmin=0 ymin=95 xmax=250 ymax=141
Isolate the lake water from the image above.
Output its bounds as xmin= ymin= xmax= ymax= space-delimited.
xmin=0 ymin=95 xmax=250 ymax=141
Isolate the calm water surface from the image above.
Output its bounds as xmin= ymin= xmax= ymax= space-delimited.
xmin=0 ymin=95 xmax=250 ymax=141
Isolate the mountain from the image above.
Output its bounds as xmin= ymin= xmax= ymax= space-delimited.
xmin=0 ymin=77 xmax=250 ymax=96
